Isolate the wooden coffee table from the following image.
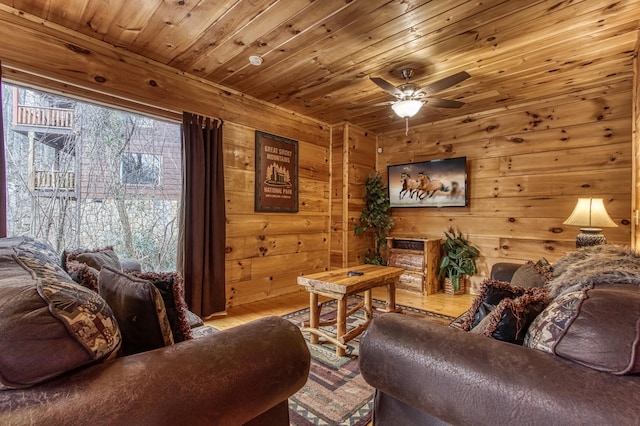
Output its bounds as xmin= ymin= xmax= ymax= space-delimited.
xmin=297 ymin=264 xmax=404 ymax=356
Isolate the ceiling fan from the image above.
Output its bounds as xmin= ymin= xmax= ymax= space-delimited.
xmin=350 ymin=68 xmax=470 ymax=133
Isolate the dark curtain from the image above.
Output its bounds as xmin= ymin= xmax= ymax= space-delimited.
xmin=178 ymin=112 xmax=225 ymax=317
xmin=0 ymin=63 xmax=6 ymax=238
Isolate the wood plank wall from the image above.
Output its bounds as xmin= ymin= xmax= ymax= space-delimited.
xmin=0 ymin=7 xmax=332 ymax=308
xmin=633 ymin=36 xmax=640 ymax=249
xmin=224 ymin=122 xmax=331 ymax=306
xmin=346 ymin=124 xmax=377 ymax=265
xmin=377 ymin=81 xmax=633 ymax=293
xmin=330 ymin=124 xmax=346 ymax=267
xmin=329 ymin=123 xmax=377 ymax=268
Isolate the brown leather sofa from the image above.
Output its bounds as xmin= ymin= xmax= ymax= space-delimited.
xmin=360 ymin=260 xmax=640 ymax=426
xmin=0 ymin=237 xmax=310 ymax=425
xmin=1 ymin=316 xmax=310 ymax=425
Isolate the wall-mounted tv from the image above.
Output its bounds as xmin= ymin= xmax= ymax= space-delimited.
xmin=387 ymin=157 xmax=468 ymax=208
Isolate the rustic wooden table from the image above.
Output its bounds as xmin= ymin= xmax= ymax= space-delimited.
xmin=297 ymin=264 xmax=404 ymax=356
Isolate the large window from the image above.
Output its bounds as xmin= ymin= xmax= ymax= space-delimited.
xmin=1 ymin=83 xmax=181 ymax=271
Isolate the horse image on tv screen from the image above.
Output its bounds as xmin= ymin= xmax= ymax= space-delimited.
xmin=388 ymin=157 xmax=467 ymax=208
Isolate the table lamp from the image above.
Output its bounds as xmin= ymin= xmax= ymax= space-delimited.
xmin=563 ymin=198 xmax=617 ymax=248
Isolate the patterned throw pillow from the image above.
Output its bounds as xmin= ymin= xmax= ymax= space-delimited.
xmin=0 ymin=238 xmax=121 ymax=389
xmin=525 ymin=284 xmax=640 ymax=375
xmin=98 ymin=266 xmax=174 ymax=356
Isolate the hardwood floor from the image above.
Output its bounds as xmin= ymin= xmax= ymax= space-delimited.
xmin=203 ymin=288 xmax=474 ymax=426
xmin=204 ymin=288 xmax=474 ymax=330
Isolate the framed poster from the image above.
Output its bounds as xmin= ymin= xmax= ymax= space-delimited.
xmin=255 ymin=131 xmax=298 ymax=212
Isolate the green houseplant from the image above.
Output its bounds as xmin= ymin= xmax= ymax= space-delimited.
xmin=438 ymin=226 xmax=480 ymax=294
xmin=354 ymin=172 xmax=394 ymax=265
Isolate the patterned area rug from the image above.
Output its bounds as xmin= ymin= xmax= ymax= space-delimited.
xmin=284 ymin=296 xmax=455 ymax=426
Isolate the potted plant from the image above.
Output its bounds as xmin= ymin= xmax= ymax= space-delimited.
xmin=354 ymin=172 xmax=394 ymax=265
xmin=438 ymin=226 xmax=480 ymax=294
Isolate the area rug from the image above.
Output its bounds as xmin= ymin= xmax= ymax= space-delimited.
xmin=284 ymin=297 xmax=455 ymax=426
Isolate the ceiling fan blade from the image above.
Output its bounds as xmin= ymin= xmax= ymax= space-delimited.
xmin=346 ymin=101 xmax=394 ymax=110
xmin=424 ymin=97 xmax=465 ymax=108
xmin=370 ymin=77 xmax=403 ymax=97
xmin=417 ymin=71 xmax=470 ymax=97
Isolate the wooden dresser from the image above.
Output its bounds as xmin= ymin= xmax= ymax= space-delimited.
xmin=386 ymin=237 xmax=441 ymax=295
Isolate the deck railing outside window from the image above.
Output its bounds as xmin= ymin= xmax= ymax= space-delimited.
xmin=13 ymin=105 xmax=74 ymax=130
xmin=31 ymin=170 xmax=76 ymax=191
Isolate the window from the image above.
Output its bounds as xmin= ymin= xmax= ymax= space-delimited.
xmin=1 ymin=83 xmax=182 ymax=271
xmin=121 ymin=153 xmax=161 ymax=185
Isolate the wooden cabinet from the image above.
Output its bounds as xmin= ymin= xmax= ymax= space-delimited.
xmin=386 ymin=237 xmax=441 ymax=295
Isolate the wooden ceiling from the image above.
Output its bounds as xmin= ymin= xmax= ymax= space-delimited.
xmin=1 ymin=0 xmax=638 ymax=133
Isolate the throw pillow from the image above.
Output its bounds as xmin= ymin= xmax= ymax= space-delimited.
xmin=509 ymin=258 xmax=553 ymax=288
xmin=185 ymin=309 xmax=204 ymax=328
xmin=525 ymin=284 xmax=640 ymax=375
xmin=191 ymin=325 xmax=218 ymax=339
xmin=98 ymin=266 xmax=174 ymax=356
xmin=453 ymin=279 xmax=527 ymax=331
xmin=66 ymin=261 xmax=100 ymax=292
xmin=129 ymin=271 xmax=193 ymax=342
xmin=65 ymin=246 xmax=122 ymax=292
xmin=470 ymin=288 xmax=548 ymax=345
xmin=75 ymin=249 xmax=122 ymax=271
xmin=0 ymin=239 xmax=121 ymax=389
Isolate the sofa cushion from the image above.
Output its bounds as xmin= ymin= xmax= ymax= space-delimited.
xmin=470 ymin=288 xmax=548 ymax=344
xmin=65 ymin=247 xmax=122 ymax=292
xmin=0 ymin=237 xmax=121 ymax=389
xmin=98 ymin=266 xmax=174 ymax=356
xmin=525 ymin=284 xmax=640 ymax=375
xmin=129 ymin=271 xmax=193 ymax=342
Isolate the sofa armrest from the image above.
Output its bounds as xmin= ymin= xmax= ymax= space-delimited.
xmin=0 ymin=316 xmax=310 ymax=426
xmin=360 ymin=313 xmax=640 ymax=426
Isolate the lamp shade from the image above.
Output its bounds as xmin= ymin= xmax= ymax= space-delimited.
xmin=563 ymin=198 xmax=617 ymax=229
xmin=391 ymin=100 xmax=423 ymax=118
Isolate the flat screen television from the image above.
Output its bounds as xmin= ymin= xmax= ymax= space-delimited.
xmin=387 ymin=157 xmax=468 ymax=208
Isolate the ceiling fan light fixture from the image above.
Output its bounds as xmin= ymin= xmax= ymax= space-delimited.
xmin=391 ymin=99 xmax=422 ymax=118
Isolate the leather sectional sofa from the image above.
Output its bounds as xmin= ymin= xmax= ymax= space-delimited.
xmin=0 ymin=236 xmax=310 ymax=425
xmin=360 ymin=248 xmax=640 ymax=425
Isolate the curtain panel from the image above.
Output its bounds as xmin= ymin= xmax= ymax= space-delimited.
xmin=178 ymin=112 xmax=226 ymax=317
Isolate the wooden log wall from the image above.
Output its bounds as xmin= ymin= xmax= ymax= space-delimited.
xmin=330 ymin=124 xmax=346 ymax=267
xmin=378 ymin=81 xmax=633 ymax=293
xmin=224 ymin=123 xmax=330 ymax=306
xmin=329 ymin=123 xmax=377 ymax=268
xmin=0 ymin=7 xmax=331 ymax=308
xmin=633 ymin=35 xmax=640 ymax=249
